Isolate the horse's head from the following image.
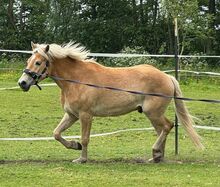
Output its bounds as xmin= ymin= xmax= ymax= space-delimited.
xmin=18 ymin=42 xmax=50 ymax=91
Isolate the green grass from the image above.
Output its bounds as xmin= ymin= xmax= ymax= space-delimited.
xmin=0 ymin=161 xmax=219 ymax=187
xmin=0 ymin=70 xmax=220 ymax=187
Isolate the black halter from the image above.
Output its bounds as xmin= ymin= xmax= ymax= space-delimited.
xmin=23 ymin=61 xmax=49 ymax=90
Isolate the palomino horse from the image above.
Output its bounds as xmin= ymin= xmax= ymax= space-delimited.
xmin=18 ymin=42 xmax=203 ymax=163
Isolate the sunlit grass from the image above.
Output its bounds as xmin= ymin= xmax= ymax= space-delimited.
xmin=0 ymin=70 xmax=220 ymax=187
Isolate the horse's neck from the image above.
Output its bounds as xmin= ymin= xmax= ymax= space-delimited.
xmin=49 ymin=58 xmax=85 ymax=89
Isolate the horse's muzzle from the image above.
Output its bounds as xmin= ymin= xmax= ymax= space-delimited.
xmin=18 ymin=73 xmax=34 ymax=92
xmin=18 ymin=80 xmax=31 ymax=92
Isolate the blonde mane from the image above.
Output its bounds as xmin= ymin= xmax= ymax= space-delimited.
xmin=34 ymin=42 xmax=89 ymax=62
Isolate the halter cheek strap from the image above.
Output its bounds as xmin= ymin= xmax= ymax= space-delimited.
xmin=23 ymin=61 xmax=49 ymax=90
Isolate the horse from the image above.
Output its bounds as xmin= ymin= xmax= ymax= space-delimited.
xmin=18 ymin=42 xmax=204 ymax=163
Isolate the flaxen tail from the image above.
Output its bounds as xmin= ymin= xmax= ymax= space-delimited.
xmin=169 ymin=75 xmax=204 ymax=149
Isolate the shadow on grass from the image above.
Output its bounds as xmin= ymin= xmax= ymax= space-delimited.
xmin=0 ymin=159 xmax=72 ymax=165
xmin=1 ymin=157 xmax=219 ymax=165
xmin=0 ymin=158 xmax=147 ymax=165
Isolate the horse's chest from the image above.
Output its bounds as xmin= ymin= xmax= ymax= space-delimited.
xmin=61 ymin=91 xmax=79 ymax=113
xmin=63 ymin=101 xmax=79 ymax=117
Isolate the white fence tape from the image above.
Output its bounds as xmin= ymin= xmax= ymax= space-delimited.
xmin=90 ymin=53 xmax=174 ymax=58
xmin=0 ymin=125 xmax=219 ymax=141
xmin=0 ymin=67 xmax=220 ymax=76
xmin=193 ymin=125 xmax=220 ymax=131
xmin=0 ymin=49 xmax=32 ymax=54
xmin=1 ymin=49 xmax=220 ymax=58
xmin=0 ymin=83 xmax=56 ymax=91
xmin=91 ymin=53 xmax=220 ymax=58
xmin=0 ymin=68 xmax=22 ymax=70
xmin=0 ymin=128 xmax=153 ymax=141
xmin=0 ymin=86 xmax=20 ymax=91
xmin=163 ymin=70 xmax=220 ymax=76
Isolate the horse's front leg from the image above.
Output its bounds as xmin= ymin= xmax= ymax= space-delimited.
xmin=72 ymin=112 xmax=92 ymax=164
xmin=53 ymin=113 xmax=82 ymax=150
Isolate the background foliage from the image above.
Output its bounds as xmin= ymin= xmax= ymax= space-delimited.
xmin=0 ymin=0 xmax=219 ymax=55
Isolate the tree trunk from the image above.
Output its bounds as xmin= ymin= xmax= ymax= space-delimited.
xmin=152 ymin=0 xmax=158 ymax=27
xmin=139 ymin=0 xmax=144 ymax=24
xmin=132 ymin=0 xmax=137 ymax=27
xmin=7 ymin=0 xmax=15 ymax=29
xmin=91 ymin=4 xmax=97 ymax=20
xmin=209 ymin=0 xmax=216 ymax=15
xmin=167 ymin=18 xmax=173 ymax=54
xmin=206 ymin=0 xmax=216 ymax=53
xmin=208 ymin=0 xmax=216 ymax=28
xmin=19 ymin=2 xmax=24 ymax=32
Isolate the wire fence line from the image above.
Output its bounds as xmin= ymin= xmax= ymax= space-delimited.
xmin=0 ymin=49 xmax=32 ymax=54
xmin=1 ymin=49 xmax=220 ymax=59
xmin=1 ymin=49 xmax=220 ymax=77
xmin=1 ymin=49 xmax=219 ymax=77
xmin=0 ymin=125 xmax=219 ymax=141
xmin=0 ymin=68 xmax=22 ymax=71
xmin=0 ymin=83 xmax=56 ymax=91
xmin=163 ymin=70 xmax=220 ymax=76
xmin=1 ymin=68 xmax=220 ymax=78
xmin=1 ymin=74 xmax=219 ymax=103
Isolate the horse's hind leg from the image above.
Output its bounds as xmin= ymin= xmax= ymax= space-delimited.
xmin=147 ymin=115 xmax=174 ymax=163
xmin=53 ymin=113 xmax=82 ymax=150
xmin=143 ymin=98 xmax=173 ymax=163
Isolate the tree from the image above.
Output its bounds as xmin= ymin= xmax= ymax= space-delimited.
xmin=0 ymin=0 xmax=219 ymax=59
xmin=162 ymin=0 xmax=216 ymax=54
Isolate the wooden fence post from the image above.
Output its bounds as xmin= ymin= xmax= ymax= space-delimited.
xmin=174 ymin=18 xmax=179 ymax=155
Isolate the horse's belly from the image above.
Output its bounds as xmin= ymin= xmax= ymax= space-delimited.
xmin=93 ymin=105 xmax=136 ymax=117
xmin=91 ymin=94 xmax=143 ymax=117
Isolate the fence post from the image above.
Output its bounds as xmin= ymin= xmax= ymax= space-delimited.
xmin=174 ymin=18 xmax=179 ymax=155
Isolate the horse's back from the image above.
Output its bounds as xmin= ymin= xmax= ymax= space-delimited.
xmin=102 ymin=64 xmax=173 ymax=93
xmin=80 ymin=61 xmax=174 ymax=97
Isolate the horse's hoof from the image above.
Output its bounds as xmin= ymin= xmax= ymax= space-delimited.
xmin=148 ymin=157 xmax=164 ymax=163
xmin=72 ymin=157 xmax=87 ymax=164
xmin=76 ymin=142 xmax=82 ymax=150
xmin=69 ymin=141 xmax=82 ymax=150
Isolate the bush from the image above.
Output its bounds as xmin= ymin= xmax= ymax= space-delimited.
xmin=0 ymin=53 xmax=25 ymax=69
xmin=99 ymin=46 xmax=157 ymax=67
xmin=180 ymin=53 xmax=208 ymax=71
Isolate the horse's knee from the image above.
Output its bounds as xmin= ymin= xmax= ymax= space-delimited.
xmin=53 ymin=131 xmax=61 ymax=141
xmin=164 ymin=118 xmax=174 ymax=133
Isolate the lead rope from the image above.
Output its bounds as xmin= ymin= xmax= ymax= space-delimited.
xmin=48 ymin=75 xmax=220 ymax=104
xmin=35 ymin=83 xmax=42 ymax=90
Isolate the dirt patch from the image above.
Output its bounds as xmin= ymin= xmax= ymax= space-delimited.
xmin=0 ymin=159 xmax=71 ymax=165
xmin=89 ymin=157 xmax=148 ymax=164
xmin=0 ymin=158 xmax=219 ymax=165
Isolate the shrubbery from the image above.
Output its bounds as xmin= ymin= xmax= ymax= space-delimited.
xmin=98 ymin=46 xmax=219 ymax=72
xmin=99 ymin=46 xmax=158 ymax=67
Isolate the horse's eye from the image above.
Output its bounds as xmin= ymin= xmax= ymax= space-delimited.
xmin=35 ymin=61 xmax=41 ymax=66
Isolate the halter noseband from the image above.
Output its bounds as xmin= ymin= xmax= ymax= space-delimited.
xmin=23 ymin=61 xmax=49 ymax=90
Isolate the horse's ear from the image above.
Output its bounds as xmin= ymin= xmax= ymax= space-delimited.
xmin=31 ymin=41 xmax=37 ymax=50
xmin=44 ymin=45 xmax=49 ymax=53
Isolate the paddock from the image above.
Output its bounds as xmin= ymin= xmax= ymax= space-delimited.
xmin=0 ymin=50 xmax=220 ymax=186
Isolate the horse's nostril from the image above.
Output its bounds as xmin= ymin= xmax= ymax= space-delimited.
xmin=20 ymin=81 xmax=27 ymax=86
xmin=18 ymin=81 xmax=27 ymax=88
xmin=18 ymin=80 xmax=30 ymax=91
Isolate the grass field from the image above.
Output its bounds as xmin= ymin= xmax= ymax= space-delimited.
xmin=0 ymin=70 xmax=220 ymax=187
